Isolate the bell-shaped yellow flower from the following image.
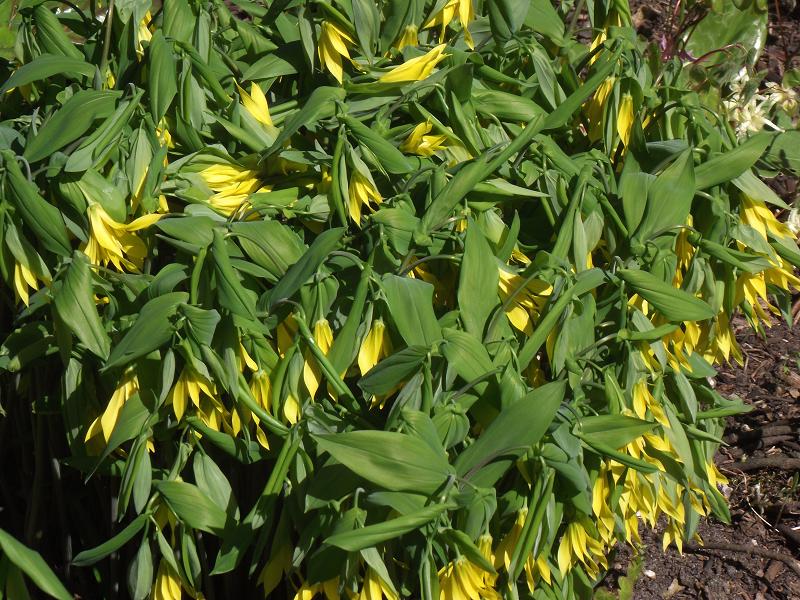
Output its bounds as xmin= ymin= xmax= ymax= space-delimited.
xmin=556 ymin=519 xmax=608 ymax=579
xmin=394 ymin=25 xmax=419 ymax=50
xmin=199 ymin=163 xmax=266 ymax=217
xmin=82 ymin=203 xmax=162 ymax=272
xmin=631 ymin=379 xmax=669 ymax=427
xmin=12 ymin=260 xmax=50 ymax=306
xmin=248 ymin=369 xmax=272 ymax=449
xmin=358 ymin=319 xmax=392 ymax=374
xmin=438 ymin=555 xmax=500 ymax=600
xmin=168 ymin=366 xmax=219 ymax=426
xmin=293 ymin=577 xmax=340 ymax=600
xmin=303 ymin=318 xmax=334 ymax=399
xmin=400 ymin=121 xmax=448 ymax=157
xmin=423 ymin=0 xmax=475 ymax=49
xmin=358 ymin=568 xmax=398 ymax=600
xmin=348 ymin=170 xmax=382 ymax=223
xmin=85 ymin=369 xmax=139 ymax=445
xmin=497 ymin=267 xmax=552 ymax=335
xmin=318 ymin=21 xmax=355 ymax=84
xmin=135 ymin=11 xmax=153 ymax=60
xmin=740 ymin=194 xmax=794 ymax=241
xmin=237 ymin=82 xmax=274 ymax=127
xmin=379 ymin=44 xmax=448 ymax=83
xmin=152 ymin=560 xmax=181 ymax=600
xmin=585 ymin=76 xmax=615 ymax=142
xmin=617 ymin=93 xmax=634 ymax=147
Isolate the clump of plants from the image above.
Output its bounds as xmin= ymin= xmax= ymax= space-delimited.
xmin=0 ymin=0 xmax=798 ymax=598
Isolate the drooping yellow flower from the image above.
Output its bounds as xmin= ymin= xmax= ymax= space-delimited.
xmin=585 ymin=77 xmax=616 ymax=142
xmin=438 ymin=556 xmax=500 ymax=600
xmin=497 ymin=267 xmax=552 ymax=335
xmin=168 ymin=366 xmax=225 ymax=433
xmin=617 ymin=93 xmax=634 ymax=147
xmin=698 ymin=312 xmax=743 ymax=365
xmin=318 ymin=21 xmax=355 ymax=84
xmin=249 ymin=369 xmax=272 ymax=449
xmin=85 ymin=369 xmax=139 ymax=445
xmin=152 ymin=560 xmax=181 ymax=600
xmin=632 ymin=379 xmax=669 ymax=427
xmin=423 ymin=0 xmax=475 ymax=49
xmin=592 ymin=466 xmax=616 ymax=546
xmin=293 ymin=577 xmax=340 ymax=600
xmin=135 ymin=11 xmax=153 ymax=60
xmin=258 ymin=537 xmax=292 ymax=596
xmin=237 ymin=82 xmax=274 ymax=127
xmin=394 ymin=25 xmax=419 ymax=50
xmin=199 ymin=163 xmax=265 ymax=217
xmin=348 ymin=170 xmax=382 ymax=223
xmin=556 ymin=519 xmax=608 ymax=579
xmin=12 ymin=260 xmax=50 ymax=306
xmin=492 ymin=510 xmax=551 ymax=593
xmin=740 ymin=194 xmax=794 ymax=241
xmin=358 ymin=319 xmax=392 ymax=375
xmin=706 ymin=460 xmax=728 ymax=488
xmin=400 ymin=121 xmax=448 ymax=157
xmin=379 ymin=44 xmax=448 ymax=83
xmin=358 ymin=568 xmax=398 ymax=600
xmin=82 ymin=203 xmax=162 ymax=272
xmin=303 ymin=318 xmax=334 ymax=399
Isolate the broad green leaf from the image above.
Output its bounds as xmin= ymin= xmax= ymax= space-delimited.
xmin=53 ymin=252 xmax=111 ymax=359
xmin=148 ymin=31 xmax=178 ymax=122
xmin=455 ymin=380 xmax=565 ymax=486
xmin=72 ymin=514 xmax=149 ymax=566
xmin=105 ymin=292 xmax=189 ymax=369
xmin=633 ymin=150 xmax=695 ymax=243
xmin=0 ymin=54 xmax=95 ymax=94
xmin=358 ymin=345 xmax=428 ymax=395
xmin=0 ymin=529 xmax=72 ymax=600
xmin=155 ymin=481 xmax=228 ymax=534
xmin=695 ymin=132 xmax=773 ymax=190
xmin=618 ymin=269 xmax=715 ymax=322
xmin=458 ymin=223 xmax=499 ymax=338
xmin=314 ymin=430 xmax=454 ymax=494
xmin=576 ymin=415 xmax=656 ymax=449
xmin=381 ymin=274 xmax=442 ymax=348
xmin=325 ymin=503 xmax=454 ymax=551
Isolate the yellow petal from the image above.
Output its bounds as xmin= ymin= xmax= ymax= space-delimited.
xmin=379 ymin=44 xmax=448 ymax=83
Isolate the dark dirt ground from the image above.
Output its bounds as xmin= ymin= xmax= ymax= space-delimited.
xmin=597 ymin=2 xmax=800 ymax=599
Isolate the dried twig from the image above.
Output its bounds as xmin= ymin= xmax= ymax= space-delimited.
xmin=684 ymin=541 xmax=800 ymax=578
xmin=725 ymin=456 xmax=800 ymax=473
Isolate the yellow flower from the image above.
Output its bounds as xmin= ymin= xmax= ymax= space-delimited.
xmin=586 ymin=77 xmax=615 ymax=142
xmin=497 ymin=267 xmax=552 ymax=335
xmin=617 ymin=93 xmax=634 ymax=147
xmin=348 ymin=170 xmax=382 ymax=223
xmin=394 ymin=25 xmax=419 ymax=50
xmin=12 ymin=260 xmax=49 ymax=306
xmin=303 ymin=318 xmax=334 ymax=399
xmin=152 ymin=560 xmax=181 ymax=600
xmin=379 ymin=44 xmax=448 ymax=83
xmin=237 ymin=82 xmax=274 ymax=127
xmin=248 ymin=369 xmax=272 ymax=449
xmin=492 ymin=511 xmax=550 ymax=592
xmin=438 ymin=556 xmax=500 ymax=600
xmin=199 ymin=163 xmax=265 ymax=217
xmin=698 ymin=312 xmax=743 ymax=365
xmin=423 ymin=0 xmax=475 ymax=49
xmin=258 ymin=537 xmax=291 ymax=596
xmin=359 ymin=568 xmax=398 ymax=600
xmin=400 ymin=121 xmax=448 ymax=157
xmin=168 ymin=366 xmax=225 ymax=433
xmin=706 ymin=460 xmax=728 ymax=488
xmin=592 ymin=466 xmax=616 ymax=546
xmin=556 ymin=519 xmax=608 ymax=579
xmin=318 ymin=21 xmax=355 ymax=84
xmin=85 ymin=369 xmax=139 ymax=445
xmin=135 ymin=11 xmax=153 ymax=60
xmin=632 ymin=379 xmax=669 ymax=427
xmin=82 ymin=204 xmax=162 ymax=272
xmin=358 ymin=319 xmax=393 ymax=375
xmin=293 ymin=577 xmax=340 ymax=600
xmin=740 ymin=194 xmax=794 ymax=241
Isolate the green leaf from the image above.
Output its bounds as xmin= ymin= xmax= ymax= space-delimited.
xmin=695 ymin=132 xmax=773 ymax=190
xmin=23 ymin=90 xmax=119 ymax=163
xmin=53 ymin=252 xmax=111 ymax=359
xmin=155 ymin=481 xmax=228 ymax=534
xmin=441 ymin=328 xmax=497 ymax=400
xmin=148 ymin=31 xmax=178 ymax=122
xmin=268 ymin=227 xmax=344 ymax=310
xmin=381 ymin=274 xmax=442 ymax=348
xmin=618 ymin=269 xmax=715 ymax=322
xmin=458 ymin=223 xmax=499 ymax=338
xmin=211 ymin=229 xmax=257 ymax=320
xmin=342 ymin=115 xmax=412 ymax=175
xmin=455 ymin=380 xmax=565 ymax=486
xmin=105 ymin=292 xmax=189 ymax=369
xmin=633 ymin=150 xmax=695 ymax=243
xmin=127 ymin=537 xmax=153 ymax=600
xmin=314 ymin=430 xmax=454 ymax=494
xmin=325 ymin=503 xmax=454 ymax=551
xmin=0 ymin=529 xmax=72 ymax=600
xmin=72 ymin=514 xmax=149 ymax=566
xmin=577 ymin=415 xmax=656 ymax=449
xmin=0 ymin=54 xmax=95 ymax=94
xmin=358 ymin=345 xmax=428 ymax=395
